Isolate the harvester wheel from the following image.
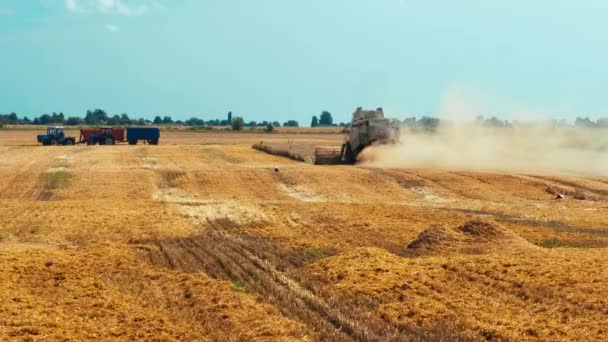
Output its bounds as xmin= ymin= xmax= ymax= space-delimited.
xmin=342 ymin=143 xmax=355 ymax=164
xmin=104 ymin=137 xmax=115 ymax=145
xmin=50 ymin=139 xmax=58 ymax=146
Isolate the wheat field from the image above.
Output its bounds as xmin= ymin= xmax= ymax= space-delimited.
xmin=0 ymin=130 xmax=606 ymax=341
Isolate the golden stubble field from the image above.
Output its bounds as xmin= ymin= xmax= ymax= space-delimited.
xmin=0 ymin=130 xmax=607 ymax=341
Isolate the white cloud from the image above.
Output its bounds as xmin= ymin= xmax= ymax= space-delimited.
xmin=65 ymin=0 xmax=83 ymax=12
xmin=105 ymin=23 xmax=120 ymax=32
xmin=66 ymin=0 xmax=158 ymax=16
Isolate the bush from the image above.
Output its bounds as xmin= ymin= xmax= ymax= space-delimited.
xmin=231 ymin=117 xmax=244 ymax=131
xmin=265 ymin=124 xmax=274 ymax=133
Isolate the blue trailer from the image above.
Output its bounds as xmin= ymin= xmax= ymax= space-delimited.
xmin=126 ymin=127 xmax=160 ymax=145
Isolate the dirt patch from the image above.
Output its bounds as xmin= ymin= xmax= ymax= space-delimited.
xmin=179 ymin=202 xmax=270 ymax=228
xmin=278 ymin=183 xmax=324 ymax=203
xmin=274 ymin=172 xmax=324 ymax=203
xmin=200 ymin=148 xmax=242 ymax=164
xmin=153 ymin=186 xmax=269 ymax=227
xmin=134 ymin=148 xmax=157 ymax=169
xmin=411 ymin=187 xmax=453 ymax=203
xmin=406 ymin=220 xmax=536 ymax=256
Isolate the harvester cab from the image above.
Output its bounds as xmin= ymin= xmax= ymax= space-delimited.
xmin=37 ymin=126 xmax=76 ymax=146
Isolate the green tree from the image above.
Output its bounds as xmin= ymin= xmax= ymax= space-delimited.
xmin=319 ymin=111 xmax=333 ymax=126
xmin=66 ymin=117 xmax=83 ymax=125
xmin=50 ymin=112 xmax=65 ymax=124
xmin=8 ymin=112 xmax=18 ymax=124
xmin=283 ymin=120 xmax=299 ymax=127
xmin=231 ymin=117 xmax=244 ymax=131
xmin=120 ymin=113 xmax=131 ymax=125
xmin=108 ymin=115 xmax=121 ymax=125
xmin=162 ymin=116 xmax=173 ymax=124
xmin=39 ymin=114 xmax=52 ymax=125
xmin=186 ymin=117 xmax=204 ymax=126
xmin=311 ymin=115 xmax=319 ymax=127
xmin=265 ymin=124 xmax=274 ymax=133
xmin=85 ymin=109 xmax=108 ymax=125
xmin=153 ymin=116 xmax=163 ymax=124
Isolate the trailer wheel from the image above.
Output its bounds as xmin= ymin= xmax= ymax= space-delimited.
xmin=64 ymin=140 xmax=74 ymax=146
xmin=150 ymin=139 xmax=159 ymax=145
xmin=104 ymin=137 xmax=115 ymax=145
xmin=128 ymin=140 xmax=137 ymax=145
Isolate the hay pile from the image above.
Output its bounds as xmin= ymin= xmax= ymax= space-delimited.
xmin=407 ymin=220 xmax=534 ymax=256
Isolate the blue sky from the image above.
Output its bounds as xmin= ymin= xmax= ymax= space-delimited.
xmin=1 ymin=0 xmax=607 ymax=123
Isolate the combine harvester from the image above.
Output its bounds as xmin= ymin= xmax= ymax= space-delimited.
xmin=314 ymin=107 xmax=400 ymax=165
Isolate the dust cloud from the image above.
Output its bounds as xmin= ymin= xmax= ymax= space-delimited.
xmin=359 ymin=124 xmax=608 ymax=176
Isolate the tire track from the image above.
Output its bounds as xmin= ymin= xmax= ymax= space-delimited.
xmin=138 ymin=219 xmax=419 ymax=341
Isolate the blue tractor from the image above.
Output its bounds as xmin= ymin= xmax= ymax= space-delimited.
xmin=37 ymin=126 xmax=76 ymax=146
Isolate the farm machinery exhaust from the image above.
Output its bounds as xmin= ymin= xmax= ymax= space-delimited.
xmin=314 ymin=107 xmax=400 ymax=165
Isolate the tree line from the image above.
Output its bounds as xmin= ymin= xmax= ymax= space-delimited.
xmin=2 ymin=109 xmax=607 ymax=130
xmin=0 ymin=110 xmax=302 ymax=128
xmin=310 ymin=111 xmax=347 ymax=127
